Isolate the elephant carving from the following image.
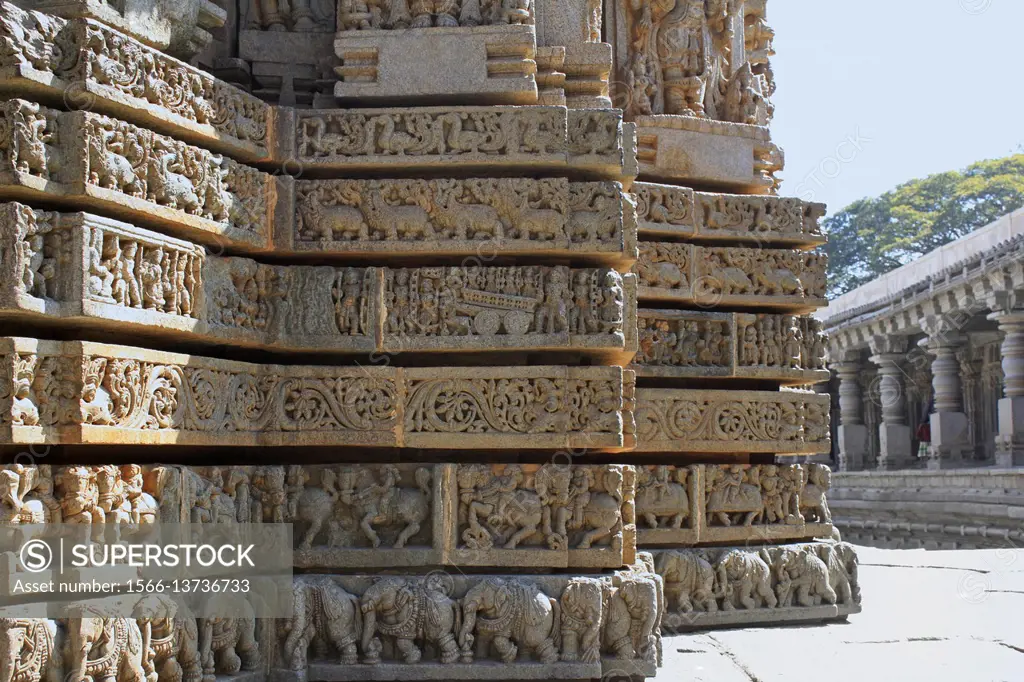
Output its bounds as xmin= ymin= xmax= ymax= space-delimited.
xmin=774 ymin=547 xmax=836 ymax=608
xmin=133 ymin=596 xmax=202 ymax=682
xmin=559 ymin=578 xmax=602 ymax=664
xmin=0 ymin=618 xmax=60 ymax=682
xmin=360 ymin=576 xmax=460 ymax=665
xmin=199 ymin=603 xmax=259 ymax=681
xmin=635 ymin=470 xmax=689 ymax=530
xmin=283 ymin=576 xmax=361 ymax=669
xmin=64 ymin=617 xmax=149 ymax=682
xmin=602 ymin=575 xmax=660 ymax=663
xmin=654 ymin=550 xmax=717 ymax=614
xmin=715 ymin=549 xmax=776 ymax=610
xmin=459 ymin=578 xmax=559 ymax=665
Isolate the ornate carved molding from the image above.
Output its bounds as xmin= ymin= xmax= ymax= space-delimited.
xmin=0 ymin=205 xmax=637 ymax=358
xmin=653 ymin=540 xmax=861 ymax=630
xmin=0 ymin=338 xmax=630 ymax=449
xmin=633 ymin=309 xmax=828 ymax=385
xmin=633 ymin=182 xmax=826 ymax=248
xmin=634 ymin=242 xmax=827 ymax=312
xmin=633 ymin=388 xmax=831 ymax=454
xmin=0 ymin=4 xmax=271 ymax=162
xmin=0 ymin=100 xmax=275 ymax=251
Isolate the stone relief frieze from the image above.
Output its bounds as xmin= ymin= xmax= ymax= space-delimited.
xmin=633 ymin=182 xmax=826 ymax=246
xmin=0 ymin=4 xmax=270 ymax=161
xmin=0 ymin=338 xmax=629 ymax=449
xmin=653 ymin=541 xmax=860 ymax=628
xmin=617 ymin=0 xmax=775 ymax=125
xmin=0 ymin=100 xmax=274 ymax=250
xmin=0 ymin=205 xmax=636 ymax=357
xmin=633 ymin=309 xmax=828 ymax=383
xmin=633 ymin=388 xmax=831 ymax=453
xmin=634 ymin=241 xmax=827 ymax=310
xmin=335 ymin=0 xmax=535 ymax=30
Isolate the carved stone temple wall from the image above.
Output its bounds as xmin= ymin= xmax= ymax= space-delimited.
xmin=0 ymin=1 xmax=858 ymax=681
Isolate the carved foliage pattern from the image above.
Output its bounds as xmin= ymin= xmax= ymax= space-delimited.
xmin=0 ymin=4 xmax=268 ymax=145
xmin=635 ymin=391 xmax=830 ymax=445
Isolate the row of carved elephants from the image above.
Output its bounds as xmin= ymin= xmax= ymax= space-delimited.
xmin=0 ymin=461 xmax=837 ymax=567
xmin=0 ymin=563 xmax=663 ymax=682
xmin=652 ymin=541 xmax=861 ymax=624
xmin=0 ymin=209 xmax=635 ymax=355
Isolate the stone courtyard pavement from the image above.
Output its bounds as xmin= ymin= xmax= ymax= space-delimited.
xmin=661 ymin=546 xmax=1024 ymax=682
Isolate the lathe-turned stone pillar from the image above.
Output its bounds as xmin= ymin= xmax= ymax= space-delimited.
xmin=834 ymin=350 xmax=868 ymax=471
xmin=990 ymin=310 xmax=1024 ymax=466
xmin=869 ymin=334 xmax=913 ymax=470
xmin=919 ymin=328 xmax=970 ymax=469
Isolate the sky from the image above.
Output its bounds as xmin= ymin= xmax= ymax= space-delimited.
xmin=769 ymin=0 xmax=1024 ymax=215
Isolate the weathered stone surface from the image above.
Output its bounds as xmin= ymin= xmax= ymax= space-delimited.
xmin=277 ymin=177 xmax=637 ymax=267
xmin=609 ymin=0 xmax=775 ymax=126
xmin=831 ymin=468 xmax=1024 ymax=549
xmin=0 ymin=100 xmax=275 ymax=251
xmin=12 ymin=0 xmax=226 ymax=60
xmin=635 ymin=116 xmax=782 ymax=193
xmin=634 ymin=182 xmax=826 ymax=248
xmin=653 ymin=541 xmax=861 ymax=631
xmin=333 ymin=25 xmax=538 ymax=105
xmin=635 ymin=464 xmax=835 ymax=547
xmin=282 ymin=105 xmax=627 ymax=178
xmin=449 ymin=463 xmax=635 ymax=569
xmin=0 ymin=463 xmax=664 ymax=680
xmin=634 ymin=242 xmax=827 ymax=312
xmin=0 ymin=3 xmax=273 ymax=162
xmin=0 ymin=338 xmax=633 ymax=449
xmin=0 ymin=206 xmax=636 ymax=358
xmin=634 ymin=309 xmax=829 ymax=385
xmin=634 ymin=388 xmax=831 ymax=454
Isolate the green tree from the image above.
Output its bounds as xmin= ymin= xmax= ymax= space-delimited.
xmin=824 ymin=153 xmax=1024 ymax=298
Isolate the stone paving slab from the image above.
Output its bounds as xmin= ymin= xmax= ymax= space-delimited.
xmin=661 ymin=546 xmax=1024 ymax=682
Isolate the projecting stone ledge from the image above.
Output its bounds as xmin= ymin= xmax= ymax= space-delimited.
xmin=0 ymin=3 xmax=272 ymax=163
xmin=634 ymin=242 xmax=827 ymax=313
xmin=633 ymin=310 xmax=829 ymax=386
xmin=0 ymin=99 xmax=275 ymax=251
xmin=633 ymin=389 xmax=831 ymax=455
xmin=635 ymin=115 xmax=783 ymax=194
xmin=652 ymin=542 xmax=861 ymax=631
xmin=633 ymin=182 xmax=827 ymax=249
xmin=334 ymin=24 xmax=538 ymax=106
xmin=634 ymin=464 xmax=836 ymax=548
xmin=0 ymin=337 xmax=630 ymax=450
xmin=281 ymin=106 xmax=629 ymax=179
xmin=0 ymin=204 xmax=636 ymax=359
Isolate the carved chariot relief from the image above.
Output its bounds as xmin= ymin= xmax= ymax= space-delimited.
xmin=653 ymin=541 xmax=860 ymax=629
xmin=633 ymin=388 xmax=831 ymax=454
xmin=633 ymin=182 xmax=826 ymax=247
xmin=0 ymin=4 xmax=271 ymax=161
xmin=633 ymin=309 xmax=828 ymax=384
xmin=0 ymin=100 xmax=274 ymax=252
xmin=634 ymin=242 xmax=827 ymax=311
xmin=452 ymin=463 xmax=633 ymax=568
xmin=615 ymin=0 xmax=774 ymax=125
